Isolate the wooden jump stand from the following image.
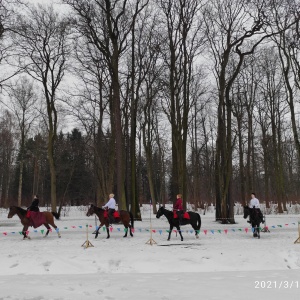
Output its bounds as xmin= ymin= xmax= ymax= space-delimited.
xmin=146 ymin=221 xmax=157 ymax=246
xmin=146 ymin=202 xmax=157 ymax=246
xmin=82 ymin=224 xmax=94 ymax=248
xmin=294 ymin=221 xmax=300 ymax=244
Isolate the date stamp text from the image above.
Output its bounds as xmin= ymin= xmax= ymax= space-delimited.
xmin=255 ymin=281 xmax=299 ymax=289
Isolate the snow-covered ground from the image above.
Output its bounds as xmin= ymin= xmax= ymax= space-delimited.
xmin=0 ymin=205 xmax=299 ymax=300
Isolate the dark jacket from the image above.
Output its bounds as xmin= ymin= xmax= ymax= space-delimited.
xmin=28 ymin=198 xmax=39 ymax=212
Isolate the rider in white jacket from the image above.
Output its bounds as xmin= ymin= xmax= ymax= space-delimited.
xmin=249 ymin=194 xmax=260 ymax=208
xmin=248 ymin=193 xmax=264 ymax=223
xmin=103 ymin=194 xmax=116 ymax=223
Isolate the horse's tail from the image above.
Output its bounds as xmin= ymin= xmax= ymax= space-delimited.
xmin=52 ymin=211 xmax=60 ymax=220
xmin=196 ymin=213 xmax=201 ymax=231
xmin=129 ymin=211 xmax=134 ymax=229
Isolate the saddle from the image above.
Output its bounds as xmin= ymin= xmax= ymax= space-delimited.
xmin=103 ymin=210 xmax=120 ymax=222
xmin=251 ymin=208 xmax=264 ymax=223
xmin=173 ymin=211 xmax=190 ymax=220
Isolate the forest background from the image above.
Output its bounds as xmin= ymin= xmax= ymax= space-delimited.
xmin=1 ymin=0 xmax=300 ymax=223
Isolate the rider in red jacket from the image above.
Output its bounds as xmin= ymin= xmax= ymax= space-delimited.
xmin=174 ymin=195 xmax=183 ymax=210
xmin=174 ymin=194 xmax=183 ymax=224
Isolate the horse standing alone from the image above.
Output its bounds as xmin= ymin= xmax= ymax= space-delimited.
xmin=86 ymin=204 xmax=134 ymax=239
xmin=7 ymin=206 xmax=61 ymax=239
xmin=243 ymin=205 xmax=261 ymax=239
xmin=156 ymin=206 xmax=201 ymax=241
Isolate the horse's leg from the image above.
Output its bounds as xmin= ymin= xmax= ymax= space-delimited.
xmin=192 ymin=223 xmax=199 ymax=239
xmin=49 ymin=217 xmax=61 ymax=238
xmin=253 ymin=225 xmax=257 ymax=237
xmin=95 ymin=224 xmax=102 ymax=239
xmin=44 ymin=224 xmax=50 ymax=237
xmin=22 ymin=225 xmax=30 ymax=240
xmin=257 ymin=225 xmax=260 ymax=239
xmin=129 ymin=224 xmax=133 ymax=237
xmin=195 ymin=227 xmax=200 ymax=239
xmin=167 ymin=225 xmax=173 ymax=241
xmin=177 ymin=225 xmax=183 ymax=241
xmin=123 ymin=226 xmax=128 ymax=238
xmin=106 ymin=222 xmax=110 ymax=239
xmin=55 ymin=226 xmax=61 ymax=238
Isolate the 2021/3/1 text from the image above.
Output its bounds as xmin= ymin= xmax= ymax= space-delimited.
xmin=255 ymin=281 xmax=299 ymax=289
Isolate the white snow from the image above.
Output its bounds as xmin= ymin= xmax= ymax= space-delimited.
xmin=0 ymin=205 xmax=299 ymax=300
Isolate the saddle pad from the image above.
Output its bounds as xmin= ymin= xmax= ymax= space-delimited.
xmin=183 ymin=212 xmax=190 ymax=219
xmin=113 ymin=211 xmax=120 ymax=218
xmin=104 ymin=210 xmax=108 ymax=218
xmin=29 ymin=211 xmax=46 ymax=228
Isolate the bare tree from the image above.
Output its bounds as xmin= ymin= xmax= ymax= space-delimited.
xmin=0 ymin=110 xmax=15 ymax=207
xmin=159 ymin=0 xmax=206 ymax=209
xmin=203 ymin=0 xmax=299 ymax=223
xmin=0 ymin=0 xmax=23 ymax=86
xmin=3 ymin=76 xmax=37 ymax=206
xmin=67 ymin=34 xmax=114 ymax=206
xmin=13 ymin=3 xmax=73 ymax=211
xmin=63 ymin=0 xmax=149 ymax=210
xmin=272 ymin=0 xmax=300 ymax=169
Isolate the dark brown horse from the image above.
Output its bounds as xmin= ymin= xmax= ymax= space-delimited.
xmin=156 ymin=206 xmax=201 ymax=241
xmin=7 ymin=206 xmax=61 ymax=239
xmin=86 ymin=204 xmax=134 ymax=239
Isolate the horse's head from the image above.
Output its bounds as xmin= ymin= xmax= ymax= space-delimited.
xmin=156 ymin=206 xmax=164 ymax=219
xmin=7 ymin=206 xmax=16 ymax=218
xmin=86 ymin=204 xmax=95 ymax=217
xmin=243 ymin=206 xmax=250 ymax=219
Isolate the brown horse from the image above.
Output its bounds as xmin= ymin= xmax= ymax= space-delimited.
xmin=7 ymin=206 xmax=61 ymax=239
xmin=86 ymin=204 xmax=134 ymax=239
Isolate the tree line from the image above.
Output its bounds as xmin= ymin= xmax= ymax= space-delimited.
xmin=0 ymin=0 xmax=300 ymax=222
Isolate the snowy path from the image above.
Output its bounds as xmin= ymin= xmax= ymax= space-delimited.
xmin=0 ymin=208 xmax=299 ymax=299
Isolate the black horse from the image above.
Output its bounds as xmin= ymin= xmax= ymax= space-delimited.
xmin=156 ymin=206 xmax=201 ymax=241
xmin=243 ymin=206 xmax=261 ymax=239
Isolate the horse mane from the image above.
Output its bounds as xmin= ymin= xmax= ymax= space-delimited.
xmin=159 ymin=206 xmax=173 ymax=216
xmin=11 ymin=206 xmax=27 ymax=216
xmin=91 ymin=204 xmax=104 ymax=213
